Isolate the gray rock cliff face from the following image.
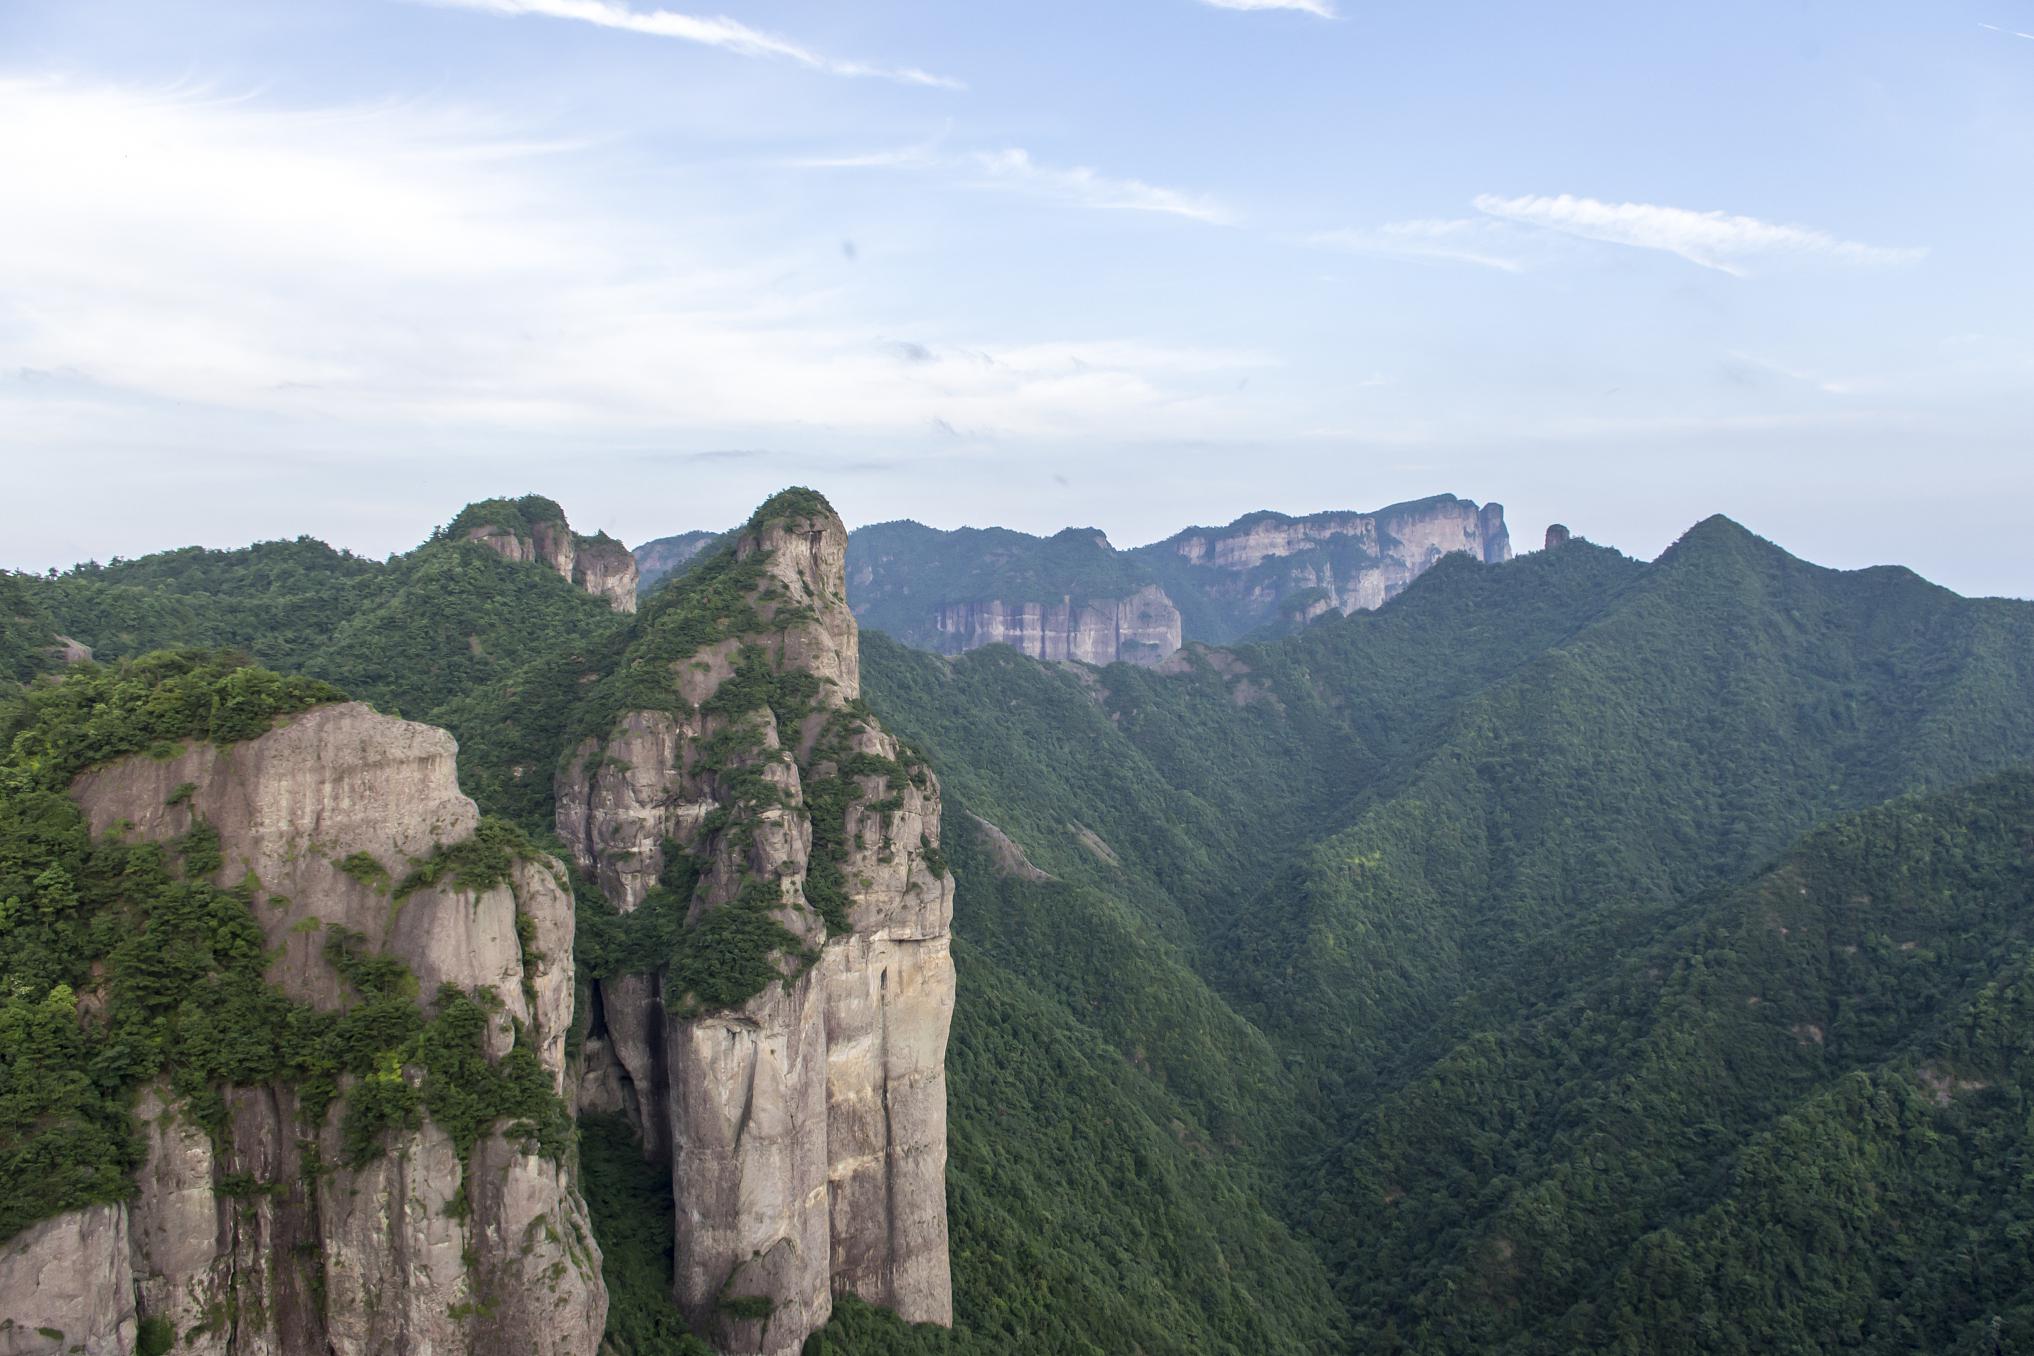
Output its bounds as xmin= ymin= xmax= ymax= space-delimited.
xmin=2 ymin=704 xmax=605 ymax=1356
xmin=1155 ymin=497 xmax=1512 ymax=625
xmin=468 ymin=515 xmax=640 ymax=614
xmin=929 ymin=584 xmax=1182 ymax=667
xmin=560 ymin=498 xmax=955 ymax=1356
xmin=571 ymin=536 xmax=642 ymax=614
xmin=0 ymin=1205 xmax=134 ymax=1356
xmin=845 ymin=495 xmax=1512 ymax=658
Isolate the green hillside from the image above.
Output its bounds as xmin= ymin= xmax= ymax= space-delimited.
xmin=846 ymin=521 xmax=1158 ymax=652
xmin=16 ymin=494 xmax=2034 ymax=1356
xmin=1319 ymin=770 xmax=2034 ymax=1352
xmin=16 ymin=512 xmax=629 ymax=827
xmin=843 ymin=516 xmax=2034 ymax=1354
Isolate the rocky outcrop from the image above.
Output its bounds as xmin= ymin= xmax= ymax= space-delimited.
xmin=2 ymin=704 xmax=605 ymax=1356
xmin=845 ymin=495 xmax=1512 ymax=655
xmin=931 ymin=584 xmax=1182 ymax=667
xmin=0 ymin=1205 xmax=134 ymax=1356
xmin=1153 ymin=497 xmax=1512 ymax=627
xmin=1545 ymin=523 xmax=1573 ymax=550
xmin=561 ymin=492 xmax=955 ymax=1356
xmin=572 ymin=536 xmax=641 ymax=613
xmin=465 ymin=500 xmax=639 ymax=613
xmin=969 ymin=813 xmax=1053 ymax=882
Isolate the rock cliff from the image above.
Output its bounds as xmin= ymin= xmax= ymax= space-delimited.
xmin=1145 ymin=496 xmax=1511 ymax=637
xmin=560 ymin=490 xmax=954 ymax=1356
xmin=3 ymin=704 xmax=604 ymax=1356
xmin=844 ymin=495 xmax=1512 ymax=658
xmin=929 ymin=584 xmax=1181 ymax=666
xmin=462 ymin=495 xmax=639 ymax=613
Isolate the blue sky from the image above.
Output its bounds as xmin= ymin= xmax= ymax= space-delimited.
xmin=3 ymin=0 xmax=2031 ymax=596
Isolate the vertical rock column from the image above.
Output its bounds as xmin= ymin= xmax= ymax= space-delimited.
xmin=561 ymin=492 xmax=955 ymax=1356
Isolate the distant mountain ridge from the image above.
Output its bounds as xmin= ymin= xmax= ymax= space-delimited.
xmin=637 ymin=494 xmax=1513 ymax=666
xmin=632 ymin=529 xmax=721 ymax=592
xmin=10 ymin=491 xmax=2034 ymax=1354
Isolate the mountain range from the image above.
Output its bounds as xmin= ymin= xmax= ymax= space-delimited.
xmin=638 ymin=494 xmax=1513 ymax=666
xmin=4 ymin=488 xmax=2033 ymax=1355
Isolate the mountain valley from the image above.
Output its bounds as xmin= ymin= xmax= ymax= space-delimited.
xmin=5 ymin=489 xmax=2034 ymax=1355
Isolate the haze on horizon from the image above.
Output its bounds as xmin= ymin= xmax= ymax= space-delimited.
xmin=2 ymin=0 xmax=2030 ymax=599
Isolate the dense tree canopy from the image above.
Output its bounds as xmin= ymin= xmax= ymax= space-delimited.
xmin=11 ymin=502 xmax=2034 ymax=1355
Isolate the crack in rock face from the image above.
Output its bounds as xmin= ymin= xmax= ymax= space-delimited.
xmin=562 ymin=494 xmax=954 ymax=1356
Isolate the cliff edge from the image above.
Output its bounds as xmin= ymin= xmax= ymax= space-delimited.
xmin=560 ymin=489 xmax=954 ymax=1356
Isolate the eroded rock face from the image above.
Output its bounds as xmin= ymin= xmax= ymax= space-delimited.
xmin=846 ymin=495 xmax=1512 ymax=656
xmin=573 ymin=536 xmax=641 ymax=614
xmin=562 ymin=496 xmax=955 ymax=1355
xmin=1161 ymin=497 xmax=1513 ymax=620
xmin=467 ymin=512 xmax=638 ymax=613
xmin=2 ymin=703 xmax=606 ymax=1356
xmin=0 ymin=1205 xmax=134 ymax=1356
xmin=931 ymin=584 xmax=1182 ymax=667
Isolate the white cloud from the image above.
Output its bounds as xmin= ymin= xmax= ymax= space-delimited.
xmin=795 ymin=141 xmax=1232 ymax=224
xmin=414 ymin=0 xmax=964 ymax=88
xmin=1979 ymin=22 xmax=2034 ymax=40
xmin=966 ymin=149 xmax=1232 ymax=223
xmin=0 ymin=78 xmax=1265 ymax=459
xmin=1473 ymin=193 xmax=1924 ymax=276
xmin=1200 ymin=0 xmax=1338 ymax=17
xmin=1308 ymin=219 xmax=1526 ymax=272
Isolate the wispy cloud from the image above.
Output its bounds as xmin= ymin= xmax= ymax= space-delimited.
xmin=968 ymin=149 xmax=1231 ymax=223
xmin=1308 ymin=219 xmax=1526 ymax=272
xmin=1979 ymin=22 xmax=2034 ymax=40
xmin=795 ymin=141 xmax=1232 ymax=224
xmin=0 ymin=78 xmax=1268 ymax=469
xmin=414 ymin=0 xmax=963 ymax=88
xmin=1200 ymin=0 xmax=1338 ymax=17
xmin=1473 ymin=193 xmax=1924 ymax=276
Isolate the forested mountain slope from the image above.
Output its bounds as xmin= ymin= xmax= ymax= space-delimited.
xmin=839 ymin=495 xmax=1511 ymax=665
xmin=10 ymin=496 xmax=2034 ymax=1355
xmin=849 ymin=516 xmax=2034 ymax=1354
xmin=12 ymin=502 xmax=631 ymax=826
xmin=1317 ymin=769 xmax=2034 ymax=1353
xmin=0 ymin=572 xmax=66 ymax=686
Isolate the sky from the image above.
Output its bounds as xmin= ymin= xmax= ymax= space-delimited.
xmin=2 ymin=0 xmax=2031 ymax=597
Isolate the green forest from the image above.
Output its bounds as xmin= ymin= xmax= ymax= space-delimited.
xmin=6 ymin=495 xmax=2034 ymax=1354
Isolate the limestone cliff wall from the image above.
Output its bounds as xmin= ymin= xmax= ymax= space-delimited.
xmin=2 ymin=705 xmax=604 ymax=1356
xmin=468 ymin=517 xmax=639 ymax=614
xmin=929 ymin=584 xmax=1182 ymax=667
xmin=572 ymin=536 xmax=641 ymax=614
xmin=560 ymin=497 xmax=954 ymax=1356
xmin=847 ymin=495 xmax=1511 ymax=658
xmin=1165 ymin=497 xmax=1511 ymax=616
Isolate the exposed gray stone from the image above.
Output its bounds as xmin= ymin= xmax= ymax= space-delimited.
xmin=564 ymin=497 xmax=954 ymax=1354
xmin=0 ymin=1205 xmax=134 ymax=1356
xmin=17 ymin=703 xmax=607 ymax=1356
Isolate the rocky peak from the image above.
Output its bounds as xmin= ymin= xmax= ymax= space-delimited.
xmin=1545 ymin=523 xmax=1573 ymax=550
xmin=559 ymin=487 xmax=954 ymax=1356
xmin=735 ymin=490 xmax=860 ymax=700
xmin=455 ymin=494 xmax=639 ymax=613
